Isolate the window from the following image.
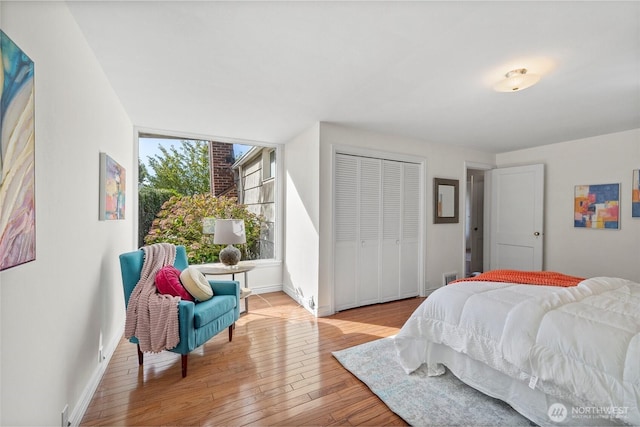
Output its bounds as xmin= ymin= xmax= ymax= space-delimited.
xmin=138 ymin=133 xmax=279 ymax=261
xmin=263 ymin=149 xmax=276 ymax=180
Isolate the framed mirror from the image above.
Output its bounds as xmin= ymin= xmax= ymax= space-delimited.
xmin=434 ymin=178 xmax=459 ymax=223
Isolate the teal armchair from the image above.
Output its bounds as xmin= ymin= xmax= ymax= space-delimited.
xmin=119 ymin=245 xmax=239 ymax=377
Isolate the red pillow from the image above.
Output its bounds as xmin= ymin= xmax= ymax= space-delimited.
xmin=155 ymin=266 xmax=194 ymax=301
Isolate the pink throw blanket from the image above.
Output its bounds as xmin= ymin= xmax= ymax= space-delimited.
xmin=124 ymin=243 xmax=180 ymax=352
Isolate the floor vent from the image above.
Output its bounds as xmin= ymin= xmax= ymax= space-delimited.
xmin=443 ymin=272 xmax=458 ymax=286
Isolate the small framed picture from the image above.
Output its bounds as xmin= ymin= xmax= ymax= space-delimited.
xmin=574 ymin=183 xmax=619 ymax=229
xmin=99 ymin=153 xmax=126 ymax=220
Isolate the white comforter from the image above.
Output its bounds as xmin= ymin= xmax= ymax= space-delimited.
xmin=394 ymin=277 xmax=640 ymax=424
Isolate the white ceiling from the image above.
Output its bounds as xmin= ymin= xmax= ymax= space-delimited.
xmin=67 ymin=1 xmax=640 ymax=153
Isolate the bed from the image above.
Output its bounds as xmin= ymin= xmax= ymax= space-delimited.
xmin=394 ymin=271 xmax=640 ymax=426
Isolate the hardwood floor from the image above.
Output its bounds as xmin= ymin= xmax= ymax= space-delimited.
xmin=81 ymin=292 xmax=425 ymax=426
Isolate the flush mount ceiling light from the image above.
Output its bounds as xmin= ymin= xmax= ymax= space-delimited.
xmin=493 ymin=68 xmax=541 ymax=92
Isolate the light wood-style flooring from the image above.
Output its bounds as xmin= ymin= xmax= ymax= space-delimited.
xmin=81 ymin=292 xmax=425 ymax=426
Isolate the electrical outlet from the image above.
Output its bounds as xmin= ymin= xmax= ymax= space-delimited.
xmin=61 ymin=404 xmax=69 ymax=427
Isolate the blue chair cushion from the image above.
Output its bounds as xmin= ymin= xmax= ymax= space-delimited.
xmin=194 ymin=295 xmax=236 ymax=328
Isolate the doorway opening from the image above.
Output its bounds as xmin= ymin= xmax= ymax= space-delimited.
xmin=465 ymin=168 xmax=486 ymax=277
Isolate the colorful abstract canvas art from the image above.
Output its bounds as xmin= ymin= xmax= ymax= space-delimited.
xmin=574 ymin=183 xmax=620 ymax=229
xmin=0 ymin=31 xmax=35 ymax=271
xmin=633 ymin=170 xmax=640 ymax=218
xmin=99 ymin=153 xmax=126 ymax=220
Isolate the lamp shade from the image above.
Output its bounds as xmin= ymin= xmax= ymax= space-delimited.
xmin=213 ymin=219 xmax=246 ymax=245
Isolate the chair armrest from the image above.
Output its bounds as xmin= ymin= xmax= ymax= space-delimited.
xmin=176 ymin=300 xmax=196 ymax=353
xmin=178 ymin=300 xmax=195 ymax=318
xmin=208 ymin=280 xmax=240 ymax=299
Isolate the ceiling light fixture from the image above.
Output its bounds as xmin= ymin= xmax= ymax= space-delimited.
xmin=493 ymin=68 xmax=540 ymax=92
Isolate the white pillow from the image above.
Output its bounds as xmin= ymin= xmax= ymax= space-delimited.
xmin=179 ymin=267 xmax=213 ymax=301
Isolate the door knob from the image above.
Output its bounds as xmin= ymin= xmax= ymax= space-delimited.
xmin=534 ymin=232 xmax=540 ymax=236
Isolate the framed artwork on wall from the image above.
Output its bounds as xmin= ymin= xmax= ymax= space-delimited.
xmin=633 ymin=170 xmax=640 ymax=218
xmin=574 ymin=183 xmax=619 ymax=229
xmin=99 ymin=153 xmax=126 ymax=220
xmin=0 ymin=31 xmax=36 ymax=271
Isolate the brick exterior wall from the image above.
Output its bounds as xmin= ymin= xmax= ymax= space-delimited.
xmin=209 ymin=141 xmax=237 ymax=198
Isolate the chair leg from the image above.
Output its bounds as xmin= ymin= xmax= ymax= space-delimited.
xmin=137 ymin=344 xmax=143 ymax=366
xmin=181 ymin=354 xmax=188 ymax=378
xmin=229 ymin=324 xmax=234 ymax=341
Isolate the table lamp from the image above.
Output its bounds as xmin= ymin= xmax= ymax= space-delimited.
xmin=213 ymin=219 xmax=246 ymax=266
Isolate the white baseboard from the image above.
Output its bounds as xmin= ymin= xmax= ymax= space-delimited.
xmin=282 ymin=286 xmax=319 ymax=316
xmin=69 ymin=325 xmax=122 ymax=427
xmin=316 ymin=304 xmax=333 ymax=317
xmin=250 ymin=283 xmax=283 ymax=294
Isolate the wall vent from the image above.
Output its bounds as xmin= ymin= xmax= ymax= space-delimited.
xmin=443 ymin=272 xmax=458 ymax=286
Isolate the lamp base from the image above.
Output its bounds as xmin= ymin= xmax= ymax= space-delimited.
xmin=219 ymin=244 xmax=241 ymax=266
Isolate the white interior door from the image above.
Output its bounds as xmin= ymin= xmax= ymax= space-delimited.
xmin=470 ymin=174 xmax=484 ymax=273
xmin=489 ymin=164 xmax=544 ymax=270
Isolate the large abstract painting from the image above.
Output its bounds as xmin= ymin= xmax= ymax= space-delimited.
xmin=99 ymin=153 xmax=126 ymax=220
xmin=633 ymin=170 xmax=640 ymax=218
xmin=0 ymin=31 xmax=35 ymax=271
xmin=574 ymin=183 xmax=620 ymax=229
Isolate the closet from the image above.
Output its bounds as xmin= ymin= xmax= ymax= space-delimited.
xmin=334 ymin=153 xmax=422 ymax=311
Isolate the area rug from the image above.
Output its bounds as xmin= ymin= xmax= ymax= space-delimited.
xmin=332 ymin=337 xmax=534 ymax=426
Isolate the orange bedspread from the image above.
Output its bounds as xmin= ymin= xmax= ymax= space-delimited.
xmin=451 ymin=269 xmax=585 ymax=287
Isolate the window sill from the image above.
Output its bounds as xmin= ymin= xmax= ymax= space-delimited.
xmin=249 ymin=259 xmax=281 ymax=269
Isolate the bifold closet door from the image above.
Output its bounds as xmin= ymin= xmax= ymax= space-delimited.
xmin=380 ymin=161 xmax=421 ymax=302
xmin=334 ymin=153 xmax=421 ymax=311
xmin=380 ymin=161 xmax=401 ymax=302
xmin=334 ymin=154 xmax=381 ymax=311
xmin=334 ymin=154 xmax=358 ymax=311
xmin=399 ymin=163 xmax=420 ymax=298
xmin=357 ymin=157 xmax=381 ymax=307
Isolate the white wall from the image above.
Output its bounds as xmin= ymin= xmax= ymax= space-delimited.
xmin=312 ymin=123 xmax=494 ymax=315
xmin=0 ymin=2 xmax=133 ymax=425
xmin=283 ymin=123 xmax=321 ymax=312
xmin=3 ymin=4 xmax=634 ymax=425
xmin=496 ymin=129 xmax=640 ymax=282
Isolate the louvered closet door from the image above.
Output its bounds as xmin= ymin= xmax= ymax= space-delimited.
xmin=380 ymin=161 xmax=402 ymax=302
xmin=357 ymin=158 xmax=382 ymax=306
xmin=334 ymin=154 xmax=359 ymax=311
xmin=400 ymin=163 xmax=420 ymax=297
xmin=334 ymin=153 xmax=421 ymax=311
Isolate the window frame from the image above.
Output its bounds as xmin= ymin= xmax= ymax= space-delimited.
xmin=262 ymin=148 xmax=276 ymax=181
